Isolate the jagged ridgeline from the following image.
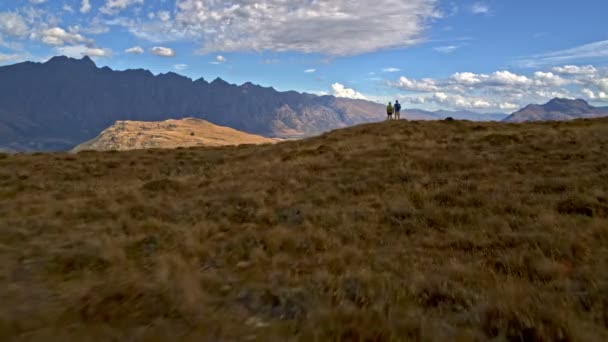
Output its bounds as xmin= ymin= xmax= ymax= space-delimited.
xmin=0 ymin=56 xmax=384 ymax=152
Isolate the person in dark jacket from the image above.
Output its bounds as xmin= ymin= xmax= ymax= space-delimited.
xmin=394 ymin=100 xmax=402 ymax=120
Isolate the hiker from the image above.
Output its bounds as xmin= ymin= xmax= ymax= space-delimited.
xmin=386 ymin=102 xmax=394 ymax=120
xmin=394 ymin=100 xmax=401 ymax=120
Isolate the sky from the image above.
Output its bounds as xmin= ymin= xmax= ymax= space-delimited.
xmin=0 ymin=0 xmax=607 ymax=112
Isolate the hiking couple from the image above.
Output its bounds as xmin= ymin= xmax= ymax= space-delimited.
xmin=386 ymin=100 xmax=401 ymax=120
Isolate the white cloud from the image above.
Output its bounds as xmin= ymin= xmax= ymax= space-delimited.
xmin=41 ymin=27 xmax=91 ymax=46
xmin=304 ymin=69 xmax=316 ymax=73
xmin=594 ymin=78 xmax=608 ymax=92
xmin=125 ymin=46 xmax=144 ymax=54
xmin=582 ymin=89 xmax=608 ymax=101
xmin=471 ymin=2 xmax=489 ymax=14
xmin=488 ymin=71 xmax=531 ymax=86
xmin=551 ymin=65 xmax=597 ymax=75
xmin=151 ymin=46 xmax=175 ymax=57
xmin=516 ymin=40 xmax=608 ymax=67
xmin=392 ymin=76 xmax=438 ymax=92
xmin=383 ymin=67 xmax=401 ymax=73
xmin=85 ymin=47 xmax=112 ymax=57
xmin=55 ymin=45 xmax=111 ymax=58
xmin=388 ymin=65 xmax=608 ymax=111
xmin=408 ymin=92 xmax=518 ymax=110
xmin=434 ymin=45 xmax=461 ymax=53
xmin=448 ymin=71 xmax=532 ymax=87
xmin=450 ymin=72 xmax=481 ymax=86
xmin=63 ymin=5 xmax=74 ymax=13
xmin=158 ymin=0 xmax=440 ymax=56
xmin=80 ymin=0 xmax=92 ymax=14
xmin=29 ymin=0 xmax=47 ymax=4
xmin=533 ymin=72 xmax=569 ymax=87
xmin=0 ymin=52 xmax=22 ymax=63
xmin=81 ymin=18 xmax=110 ymax=34
xmin=331 ymin=83 xmax=367 ymax=100
xmin=0 ymin=12 xmax=29 ymax=38
xmin=157 ymin=11 xmax=171 ymax=22
xmin=174 ymin=64 xmax=188 ymax=71
xmin=100 ymin=0 xmax=144 ymax=15
xmin=210 ymin=55 xmax=226 ymax=64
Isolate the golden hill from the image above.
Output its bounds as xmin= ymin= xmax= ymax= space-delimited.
xmin=1 ymin=118 xmax=608 ymax=340
xmin=72 ymin=118 xmax=276 ymax=152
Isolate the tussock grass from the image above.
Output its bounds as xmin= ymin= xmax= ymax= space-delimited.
xmin=1 ymin=118 xmax=608 ymax=341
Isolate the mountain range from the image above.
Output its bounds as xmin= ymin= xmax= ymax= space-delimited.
xmin=503 ymin=98 xmax=608 ymax=123
xmin=2 ymin=56 xmax=607 ymax=152
xmin=0 ymin=56 xmax=387 ymax=152
xmin=0 ymin=56 xmax=512 ymax=152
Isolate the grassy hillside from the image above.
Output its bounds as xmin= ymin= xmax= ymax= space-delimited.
xmin=1 ymin=118 xmax=608 ymax=341
xmin=73 ymin=118 xmax=277 ymax=152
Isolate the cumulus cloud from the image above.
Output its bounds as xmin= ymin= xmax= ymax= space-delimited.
xmin=85 ymin=47 xmax=112 ymax=57
xmin=389 ymin=65 xmax=608 ymax=111
xmin=157 ymin=11 xmax=171 ymax=22
xmin=210 ymin=55 xmax=226 ymax=64
xmin=41 ymin=27 xmax=91 ymax=46
xmin=533 ymin=72 xmax=568 ymax=87
xmin=392 ymin=77 xmax=439 ymax=92
xmin=331 ymin=83 xmax=367 ymax=100
xmin=551 ymin=65 xmax=597 ymax=75
xmin=55 ymin=45 xmax=112 ymax=58
xmin=80 ymin=0 xmax=92 ymax=14
xmin=151 ymin=46 xmax=175 ymax=57
xmin=409 ymin=92 xmax=518 ymax=110
xmin=582 ymin=89 xmax=608 ymax=101
xmin=142 ymin=0 xmax=441 ymax=56
xmin=100 ymin=0 xmax=144 ymax=15
xmin=125 ymin=46 xmax=144 ymax=54
xmin=594 ymin=78 xmax=608 ymax=92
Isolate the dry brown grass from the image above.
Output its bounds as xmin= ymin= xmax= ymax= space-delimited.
xmin=72 ymin=118 xmax=277 ymax=152
xmin=1 ymin=118 xmax=608 ymax=341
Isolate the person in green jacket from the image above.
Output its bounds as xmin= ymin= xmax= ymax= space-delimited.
xmin=386 ymin=102 xmax=394 ymax=120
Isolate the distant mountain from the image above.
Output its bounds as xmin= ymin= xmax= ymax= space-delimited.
xmin=72 ymin=118 xmax=276 ymax=152
xmin=0 ymin=56 xmax=385 ymax=151
xmin=503 ymin=98 xmax=608 ymax=123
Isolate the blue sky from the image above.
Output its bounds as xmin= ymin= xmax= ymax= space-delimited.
xmin=1 ymin=0 xmax=607 ymax=112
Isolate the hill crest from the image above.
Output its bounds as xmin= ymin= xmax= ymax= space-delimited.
xmin=72 ymin=118 xmax=277 ymax=152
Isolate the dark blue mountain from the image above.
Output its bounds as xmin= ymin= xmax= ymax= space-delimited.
xmin=503 ymin=98 xmax=608 ymax=123
xmin=0 ymin=56 xmax=384 ymax=151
